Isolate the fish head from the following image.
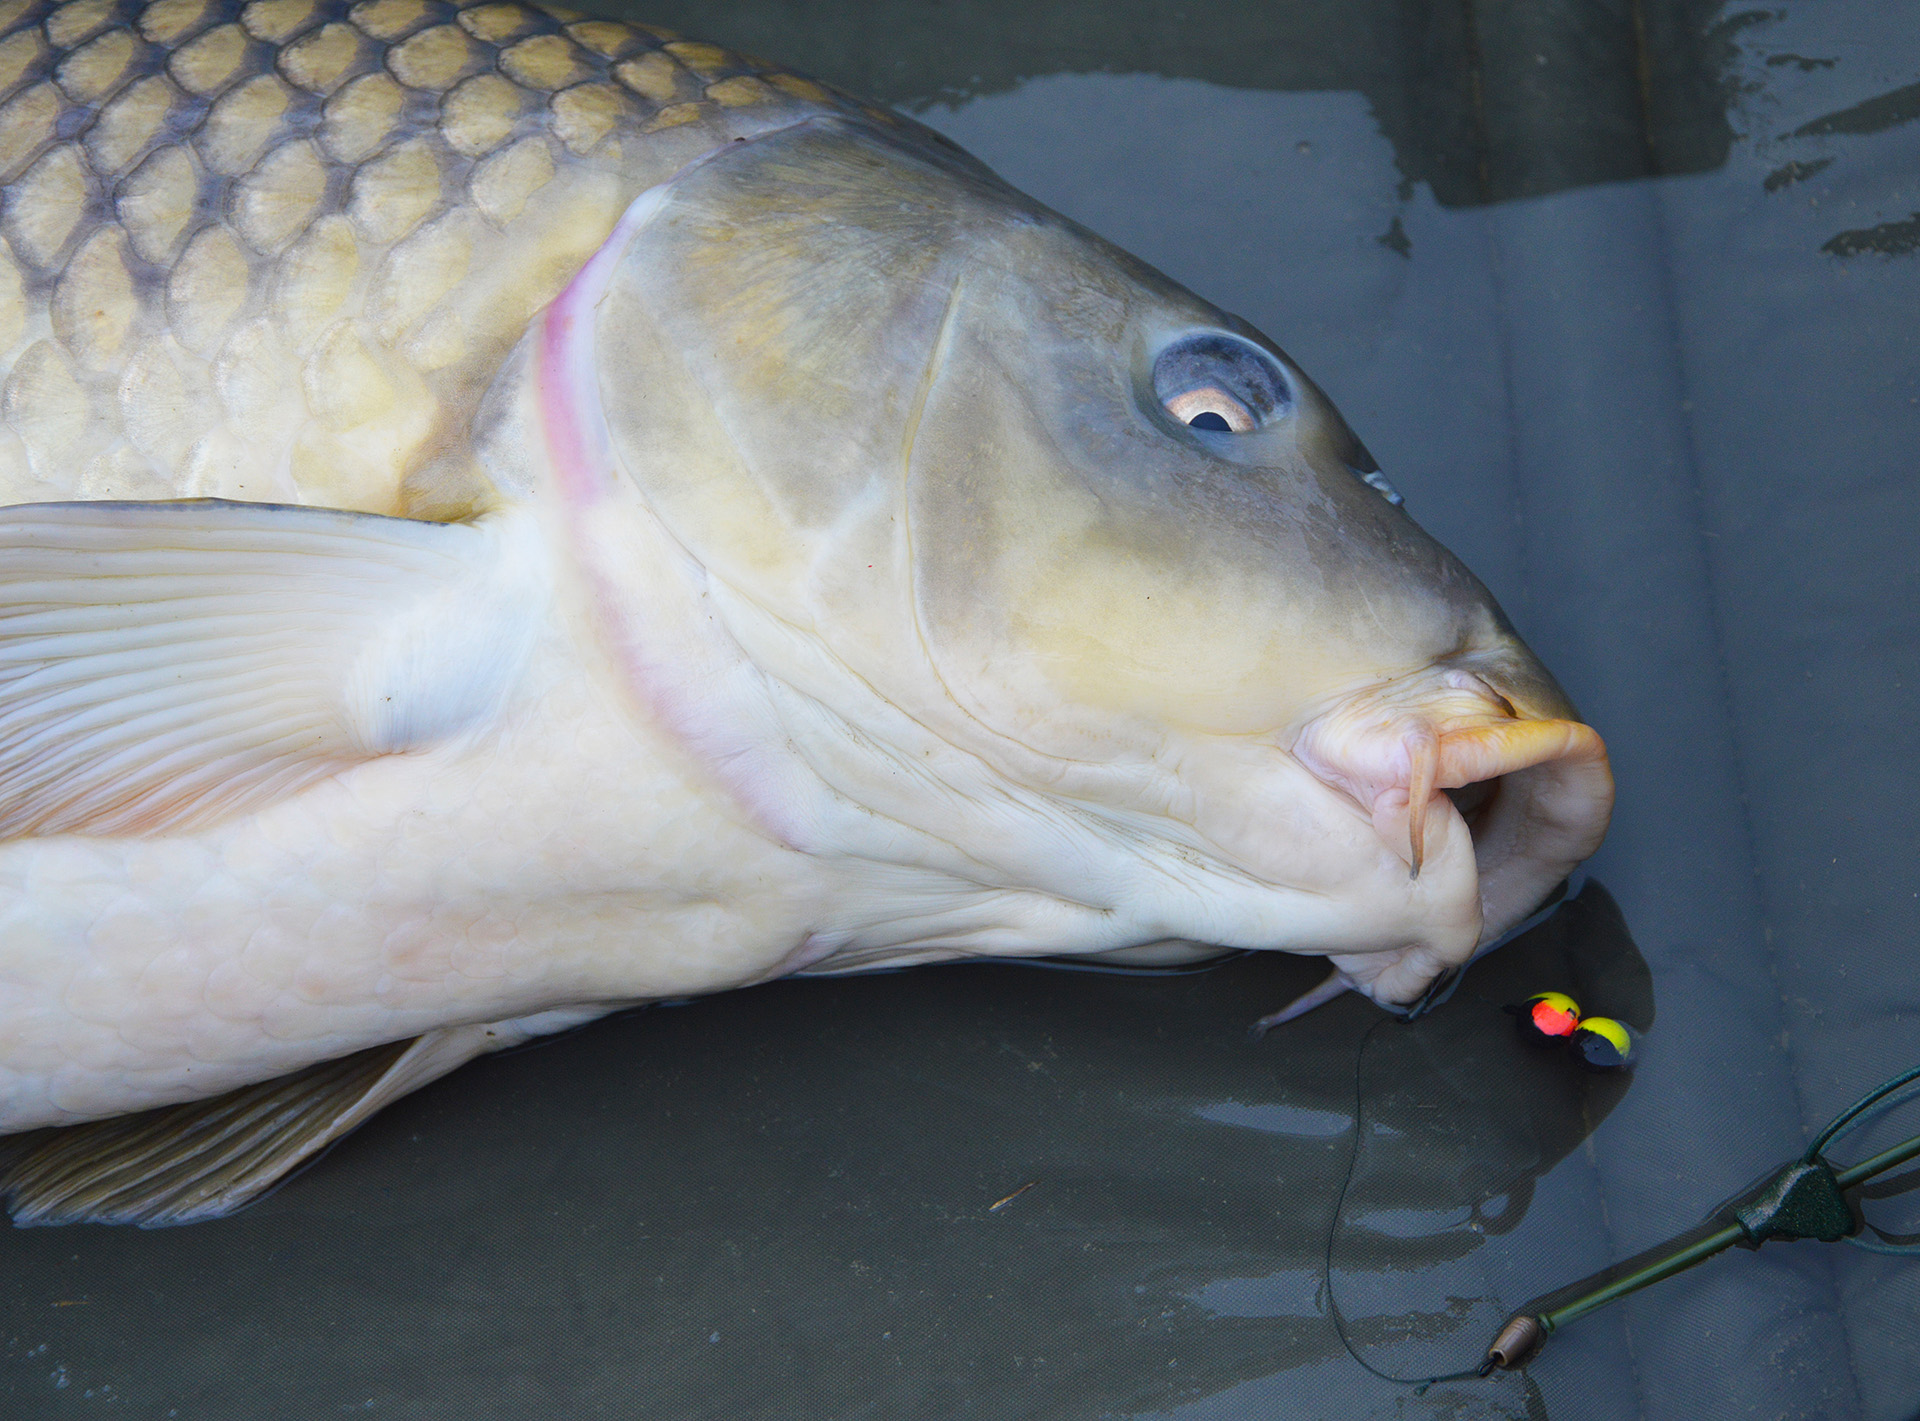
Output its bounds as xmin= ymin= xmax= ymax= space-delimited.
xmin=545 ymin=116 xmax=1612 ymax=1007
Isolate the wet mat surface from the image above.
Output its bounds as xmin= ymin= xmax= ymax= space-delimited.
xmin=3 ymin=1 xmax=1918 ymax=1417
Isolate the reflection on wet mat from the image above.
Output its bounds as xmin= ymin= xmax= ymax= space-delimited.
xmin=628 ymin=0 xmax=1743 ymax=206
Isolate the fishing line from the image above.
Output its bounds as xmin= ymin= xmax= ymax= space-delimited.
xmin=1823 ymin=1068 xmax=1920 ymax=1256
xmin=1318 ymin=1015 xmax=1485 ymax=1394
xmin=1807 ymin=1063 xmax=1920 ymax=1160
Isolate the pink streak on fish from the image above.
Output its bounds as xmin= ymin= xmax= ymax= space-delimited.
xmin=531 ymin=187 xmax=820 ymax=855
xmin=537 ymin=187 xmax=666 ymax=508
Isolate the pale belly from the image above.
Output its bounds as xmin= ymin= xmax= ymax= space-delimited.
xmin=0 ymin=664 xmax=814 ymax=1131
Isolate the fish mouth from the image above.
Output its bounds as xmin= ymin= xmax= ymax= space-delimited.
xmin=1287 ymin=655 xmax=1614 ymax=1004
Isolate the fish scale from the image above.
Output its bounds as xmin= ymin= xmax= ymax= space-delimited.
xmin=0 ymin=0 xmax=856 ymax=516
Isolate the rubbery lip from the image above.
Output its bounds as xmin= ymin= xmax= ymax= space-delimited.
xmin=1465 ymin=722 xmax=1613 ymax=941
xmin=1281 ymin=659 xmax=1614 ymax=1010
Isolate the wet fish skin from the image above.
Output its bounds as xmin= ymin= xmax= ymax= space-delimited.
xmin=0 ymin=0 xmax=864 ymax=516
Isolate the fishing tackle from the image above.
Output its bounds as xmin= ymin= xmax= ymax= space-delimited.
xmin=1568 ymin=1016 xmax=1635 ymax=1070
xmin=1502 ymin=991 xmax=1637 ymax=1068
xmin=1479 ymin=1061 xmax=1920 ymax=1373
xmin=1507 ymin=990 xmax=1582 ymax=1043
xmin=1316 ymin=1003 xmax=1913 ymax=1393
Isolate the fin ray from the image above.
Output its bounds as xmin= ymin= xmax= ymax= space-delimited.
xmin=1 ymin=1041 xmax=421 ymax=1226
xmin=0 ymin=499 xmax=546 ymax=839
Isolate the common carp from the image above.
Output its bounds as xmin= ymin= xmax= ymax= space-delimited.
xmin=0 ymin=0 xmax=1612 ymax=1224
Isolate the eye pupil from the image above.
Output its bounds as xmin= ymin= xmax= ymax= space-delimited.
xmin=1187 ymin=410 xmax=1231 ymax=432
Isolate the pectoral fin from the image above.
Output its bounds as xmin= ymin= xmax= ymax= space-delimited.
xmin=0 ymin=499 xmax=547 ymax=840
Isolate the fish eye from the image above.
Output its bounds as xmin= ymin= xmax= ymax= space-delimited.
xmin=1152 ymin=333 xmax=1291 ymax=435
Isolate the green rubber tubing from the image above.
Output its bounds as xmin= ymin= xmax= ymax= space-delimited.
xmin=1539 ymin=1127 xmax=1920 ymax=1336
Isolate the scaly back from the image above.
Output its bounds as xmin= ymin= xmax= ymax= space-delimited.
xmin=0 ymin=0 xmax=864 ymax=516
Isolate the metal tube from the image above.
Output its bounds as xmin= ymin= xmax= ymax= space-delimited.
xmin=1539 ymin=1222 xmax=1746 ymax=1330
xmin=1834 ymin=1132 xmax=1920 ymax=1191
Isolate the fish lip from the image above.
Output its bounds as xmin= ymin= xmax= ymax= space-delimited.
xmin=1287 ymin=655 xmax=1614 ymax=1000
xmin=1461 ymin=716 xmax=1613 ymax=942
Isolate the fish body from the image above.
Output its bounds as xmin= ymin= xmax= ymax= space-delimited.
xmin=0 ymin=0 xmax=1613 ymax=1223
